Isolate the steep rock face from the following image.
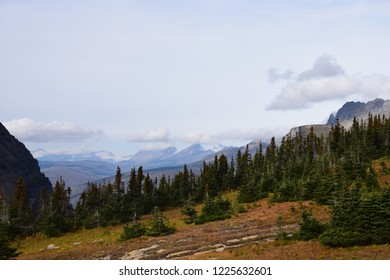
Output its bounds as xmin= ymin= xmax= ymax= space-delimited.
xmin=289 ymin=124 xmax=332 ymax=138
xmin=327 ymin=98 xmax=390 ymax=128
xmin=290 ymin=98 xmax=390 ymax=137
xmin=0 ymin=122 xmax=52 ymax=209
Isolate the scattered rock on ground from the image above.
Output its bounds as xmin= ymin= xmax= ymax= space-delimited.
xmin=47 ymin=244 xmax=59 ymax=250
xmin=121 ymin=244 xmax=160 ymax=260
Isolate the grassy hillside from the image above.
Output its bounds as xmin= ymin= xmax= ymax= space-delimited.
xmin=15 ymin=196 xmax=326 ymax=260
xmin=12 ymin=195 xmax=387 ymax=260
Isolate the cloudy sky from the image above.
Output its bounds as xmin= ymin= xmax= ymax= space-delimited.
xmin=1 ymin=0 xmax=390 ymax=159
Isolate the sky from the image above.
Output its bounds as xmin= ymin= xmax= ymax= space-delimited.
xmin=1 ymin=0 xmax=390 ymax=160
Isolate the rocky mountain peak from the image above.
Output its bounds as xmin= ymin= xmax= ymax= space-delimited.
xmin=290 ymin=98 xmax=390 ymax=138
xmin=327 ymin=98 xmax=390 ymax=129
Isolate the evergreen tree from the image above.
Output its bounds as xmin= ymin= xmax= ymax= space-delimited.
xmin=114 ymin=166 xmax=124 ymax=196
xmin=181 ymin=197 xmax=197 ymax=224
xmin=142 ymin=173 xmax=155 ymax=213
xmin=0 ymin=221 xmax=19 ymax=259
xmin=156 ymin=174 xmax=170 ymax=209
xmin=99 ymin=181 xmax=116 ymax=226
xmin=223 ymin=157 xmax=235 ymax=191
xmin=293 ymin=209 xmax=326 ymax=241
xmin=145 ymin=207 xmax=175 ymax=236
xmin=10 ymin=177 xmax=33 ymax=228
xmin=195 ymin=195 xmax=232 ymax=224
xmin=0 ymin=186 xmax=9 ymax=224
xmin=39 ymin=177 xmax=73 ymax=237
xmin=182 ymin=164 xmax=191 ymax=199
xmin=120 ymin=221 xmax=146 ymax=241
xmin=127 ymin=168 xmax=143 ymax=216
xmin=237 ymin=173 xmax=265 ymax=203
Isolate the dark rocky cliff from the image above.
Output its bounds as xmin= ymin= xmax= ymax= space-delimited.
xmin=327 ymin=98 xmax=390 ymax=128
xmin=0 ymin=122 xmax=52 ymax=210
xmin=289 ymin=98 xmax=390 ymax=138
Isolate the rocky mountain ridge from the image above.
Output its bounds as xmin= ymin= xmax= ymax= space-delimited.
xmin=327 ymin=98 xmax=390 ymax=128
xmin=290 ymin=98 xmax=390 ymax=137
xmin=117 ymin=144 xmax=218 ymax=171
xmin=0 ymin=122 xmax=52 ymax=210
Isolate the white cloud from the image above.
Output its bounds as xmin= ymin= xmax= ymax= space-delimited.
xmin=267 ymin=68 xmax=293 ymax=83
xmin=215 ymin=127 xmax=289 ymax=143
xmin=297 ymin=55 xmax=344 ymax=80
xmin=3 ymin=118 xmax=104 ymax=143
xmin=31 ymin=147 xmax=131 ymax=162
xmin=267 ymin=55 xmax=390 ymax=110
xmin=127 ymin=127 xmax=171 ymax=142
xmin=127 ymin=127 xmax=278 ymax=148
xmin=178 ymin=128 xmax=285 ymax=145
xmin=138 ymin=143 xmax=175 ymax=151
xmin=268 ymin=76 xmax=359 ymax=110
xmin=359 ymin=74 xmax=390 ymax=98
xmin=179 ymin=132 xmax=213 ymax=144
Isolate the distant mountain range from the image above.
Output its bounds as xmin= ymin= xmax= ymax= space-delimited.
xmin=37 ymin=144 xmax=227 ymax=186
xmin=39 ymin=160 xmax=117 ymax=190
xmin=66 ymin=141 xmax=262 ymax=204
xmin=33 ymin=149 xmax=130 ymax=162
xmin=37 ymin=98 xmax=390 ymax=204
xmin=38 ymin=144 xmax=238 ymax=202
xmin=117 ymin=144 xmax=225 ymax=170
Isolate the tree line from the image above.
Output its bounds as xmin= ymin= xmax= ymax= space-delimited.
xmin=57 ymin=113 xmax=390 ymax=233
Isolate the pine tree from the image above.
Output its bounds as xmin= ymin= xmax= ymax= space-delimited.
xmin=142 ymin=173 xmax=155 ymax=213
xmin=217 ymin=154 xmax=228 ymax=192
xmin=100 ymin=181 xmax=115 ymax=226
xmin=114 ymin=166 xmax=125 ymax=198
xmin=39 ymin=177 xmax=73 ymax=237
xmin=223 ymin=157 xmax=235 ymax=191
xmin=126 ymin=168 xmax=142 ymax=216
xmin=181 ymin=197 xmax=197 ymax=224
xmin=195 ymin=195 xmax=232 ymax=224
xmin=0 ymin=186 xmax=9 ymax=224
xmin=237 ymin=173 xmax=264 ymax=203
xmin=10 ymin=177 xmax=33 ymax=228
xmin=0 ymin=222 xmax=19 ymax=259
xmin=156 ymin=174 xmax=170 ymax=209
xmin=145 ymin=206 xmax=175 ymax=236
xmin=182 ymin=164 xmax=191 ymax=199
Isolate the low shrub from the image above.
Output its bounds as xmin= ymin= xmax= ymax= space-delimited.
xmin=194 ymin=196 xmax=232 ymax=225
xmin=145 ymin=207 xmax=175 ymax=237
xmin=293 ymin=210 xmax=326 ymax=241
xmin=120 ymin=222 xmax=146 ymax=241
xmin=181 ymin=198 xmax=197 ymax=224
xmin=120 ymin=207 xmax=175 ymax=240
xmin=320 ymin=228 xmax=370 ymax=247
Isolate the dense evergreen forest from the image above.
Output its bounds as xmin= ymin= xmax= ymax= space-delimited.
xmin=1 ymin=113 xmax=390 ymax=258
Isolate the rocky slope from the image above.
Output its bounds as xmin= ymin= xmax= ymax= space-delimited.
xmin=327 ymin=98 xmax=390 ymax=128
xmin=0 ymin=122 xmax=52 ymax=210
xmin=290 ymin=98 xmax=390 ymax=137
